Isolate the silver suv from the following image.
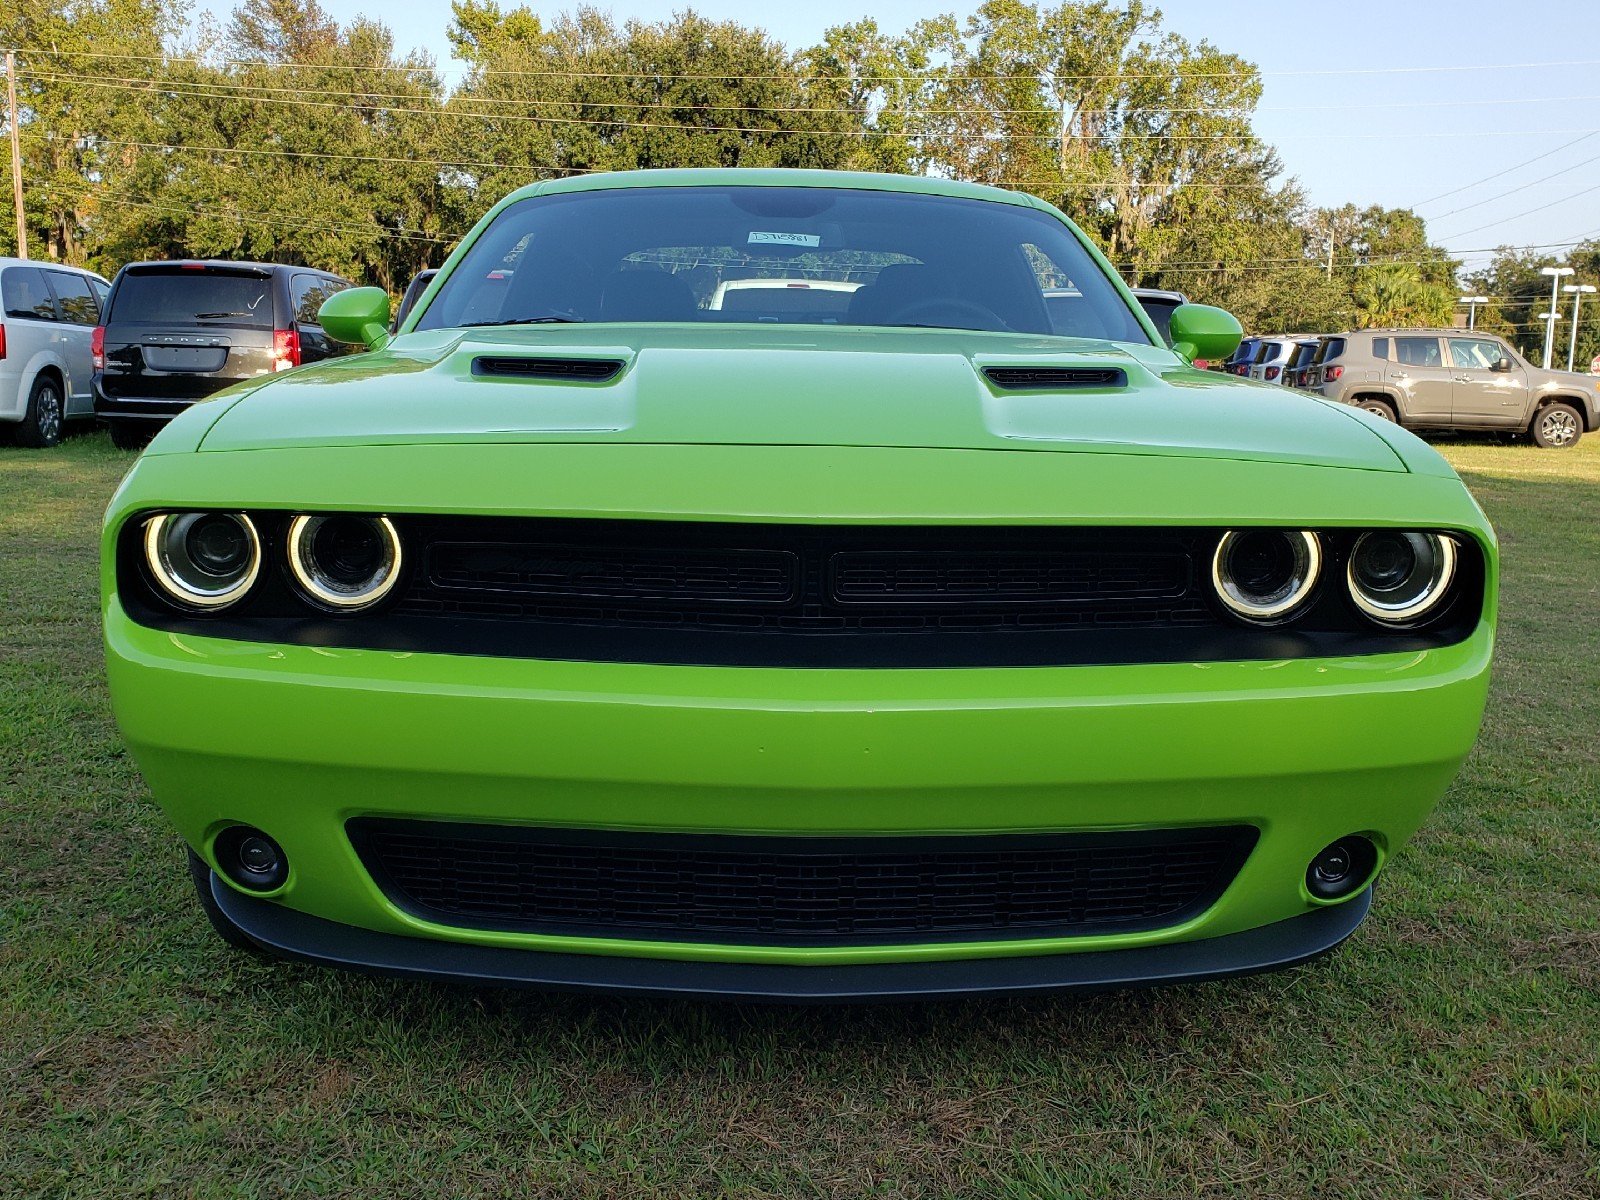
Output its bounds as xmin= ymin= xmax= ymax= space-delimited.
xmin=1312 ymin=329 xmax=1600 ymax=448
xmin=0 ymin=258 xmax=111 ymax=448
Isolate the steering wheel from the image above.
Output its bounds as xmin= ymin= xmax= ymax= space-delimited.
xmin=884 ymin=297 xmax=1012 ymax=332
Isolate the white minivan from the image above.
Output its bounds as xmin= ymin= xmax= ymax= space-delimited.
xmin=0 ymin=257 xmax=112 ymax=448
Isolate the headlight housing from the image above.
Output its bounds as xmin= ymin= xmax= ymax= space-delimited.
xmin=1346 ymin=531 xmax=1458 ymax=625
xmin=287 ymin=514 xmax=403 ymax=611
xmin=142 ymin=512 xmax=261 ymax=610
xmin=1210 ymin=530 xmax=1322 ymax=623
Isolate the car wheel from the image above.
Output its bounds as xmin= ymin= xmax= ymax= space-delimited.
xmin=1358 ymin=398 xmax=1397 ymax=422
xmin=1531 ymin=403 xmax=1582 ymax=449
xmin=186 ymin=849 xmax=265 ymax=953
xmin=15 ymin=375 xmax=64 ymax=448
xmin=108 ymin=421 xmax=154 ymax=451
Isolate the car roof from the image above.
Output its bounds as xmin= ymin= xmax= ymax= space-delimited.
xmin=502 ymin=168 xmax=1040 ymax=211
xmin=0 ymin=256 xmax=109 ymax=281
xmin=116 ymin=259 xmax=347 ymax=279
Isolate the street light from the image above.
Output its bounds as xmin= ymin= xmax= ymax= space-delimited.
xmin=1458 ymin=294 xmax=1489 ymax=330
xmin=1562 ymin=283 xmax=1596 ymax=372
xmin=1539 ymin=266 xmax=1574 ymax=368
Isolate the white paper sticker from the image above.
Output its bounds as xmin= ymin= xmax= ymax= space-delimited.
xmin=748 ymin=231 xmax=821 ymax=247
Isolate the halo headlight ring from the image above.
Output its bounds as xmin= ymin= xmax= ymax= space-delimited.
xmin=286 ymin=513 xmax=404 ymax=612
xmin=142 ymin=511 xmax=261 ymax=611
xmin=1210 ymin=530 xmax=1322 ymax=624
xmin=1347 ymin=531 xmax=1458 ymax=626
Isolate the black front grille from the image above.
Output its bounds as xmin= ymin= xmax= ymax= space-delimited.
xmin=349 ymin=820 xmax=1258 ymax=946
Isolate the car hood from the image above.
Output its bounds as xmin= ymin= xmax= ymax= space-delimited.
xmin=196 ymin=325 xmax=1407 ymax=472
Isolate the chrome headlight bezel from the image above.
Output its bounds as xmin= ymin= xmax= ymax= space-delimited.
xmin=286 ymin=513 xmax=404 ymax=611
xmin=1346 ymin=531 xmax=1459 ymax=626
xmin=142 ymin=511 xmax=262 ymax=611
xmin=1210 ymin=529 xmax=1323 ymax=624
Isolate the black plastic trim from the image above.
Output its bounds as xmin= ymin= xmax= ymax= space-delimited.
xmin=472 ymin=356 xmax=625 ymax=382
xmin=983 ymin=366 xmax=1128 ymax=390
xmin=208 ymin=875 xmax=1373 ymax=1003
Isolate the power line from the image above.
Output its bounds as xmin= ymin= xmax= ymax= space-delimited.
xmin=1438 ymin=181 xmax=1600 ymax=241
xmin=1427 ymin=150 xmax=1600 ymax=220
xmin=1414 ymin=131 xmax=1600 ymax=208
xmin=13 ymin=45 xmax=1600 ymax=83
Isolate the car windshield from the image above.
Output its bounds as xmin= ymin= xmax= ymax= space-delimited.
xmin=110 ymin=270 xmax=274 ymax=329
xmin=415 ymin=185 xmax=1149 ymax=343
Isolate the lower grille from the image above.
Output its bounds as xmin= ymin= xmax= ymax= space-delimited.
xmin=349 ymin=820 xmax=1257 ymax=946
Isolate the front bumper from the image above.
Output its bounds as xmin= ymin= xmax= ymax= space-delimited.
xmin=107 ymin=600 xmax=1492 ymax=981
xmin=213 ymin=870 xmax=1374 ymax=1001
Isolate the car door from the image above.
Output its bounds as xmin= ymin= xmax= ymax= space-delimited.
xmin=1388 ymin=336 xmax=1452 ymax=422
xmin=43 ymin=268 xmax=101 ymax=415
xmin=1448 ymin=336 xmax=1526 ymax=426
xmin=2 ymin=265 xmax=64 ymax=400
xmin=290 ymin=273 xmax=349 ymax=363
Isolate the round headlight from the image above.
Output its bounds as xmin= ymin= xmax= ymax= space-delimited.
xmin=287 ymin=514 xmax=403 ymax=610
xmin=1347 ymin=531 xmax=1457 ymax=625
xmin=1211 ymin=530 xmax=1322 ymax=623
xmin=143 ymin=512 xmax=260 ymax=610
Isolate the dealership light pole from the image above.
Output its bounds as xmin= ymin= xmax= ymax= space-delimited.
xmin=1562 ymin=283 xmax=1596 ymax=372
xmin=1458 ymin=294 xmax=1489 ymax=330
xmin=1540 ymin=266 xmax=1574 ymax=367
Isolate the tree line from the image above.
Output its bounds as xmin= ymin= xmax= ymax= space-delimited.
xmin=3 ymin=0 xmax=1595 ymax=361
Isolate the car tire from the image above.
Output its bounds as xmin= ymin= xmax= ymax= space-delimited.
xmin=186 ymin=849 xmax=265 ymax=954
xmin=14 ymin=375 xmax=65 ymax=448
xmin=1530 ymin=403 xmax=1582 ymax=449
xmin=1357 ymin=398 xmax=1397 ymax=422
xmin=108 ymin=421 xmax=154 ymax=451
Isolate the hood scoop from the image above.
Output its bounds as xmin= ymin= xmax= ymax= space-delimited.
xmin=473 ymin=355 xmax=625 ymax=382
xmin=983 ymin=366 xmax=1127 ymax=390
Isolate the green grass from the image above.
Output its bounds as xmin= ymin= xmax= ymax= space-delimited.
xmin=2 ymin=430 xmax=1596 ymax=1199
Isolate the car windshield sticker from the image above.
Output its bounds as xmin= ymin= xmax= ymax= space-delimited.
xmin=748 ymin=232 xmax=821 ymax=247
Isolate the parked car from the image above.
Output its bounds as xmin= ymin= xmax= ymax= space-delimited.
xmin=0 ymin=258 xmax=111 ymax=448
xmin=1222 ymin=335 xmax=1261 ymax=376
xmin=1129 ymin=287 xmax=1187 ymax=347
xmin=103 ymin=169 xmax=1493 ymax=1001
xmin=1247 ymin=337 xmax=1293 ymax=383
xmin=1314 ymin=328 xmax=1600 ymax=448
xmin=392 ymin=269 xmax=438 ymax=332
xmin=93 ymin=260 xmax=354 ymax=449
xmin=707 ymin=277 xmax=862 ymax=316
xmin=1287 ymin=338 xmax=1325 ymax=388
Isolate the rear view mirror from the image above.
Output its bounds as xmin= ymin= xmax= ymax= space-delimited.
xmin=318 ymin=287 xmax=392 ymax=350
xmin=1166 ymin=304 xmax=1243 ymax=364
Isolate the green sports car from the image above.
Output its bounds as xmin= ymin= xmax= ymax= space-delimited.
xmin=102 ymin=169 xmax=1495 ymax=1000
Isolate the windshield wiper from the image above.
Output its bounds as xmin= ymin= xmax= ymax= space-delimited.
xmin=460 ymin=315 xmax=584 ymax=327
xmin=193 ymin=311 xmax=248 ymax=319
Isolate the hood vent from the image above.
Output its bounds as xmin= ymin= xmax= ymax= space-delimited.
xmin=984 ymin=366 xmax=1127 ymax=390
xmin=473 ymin=356 xmax=625 ymax=382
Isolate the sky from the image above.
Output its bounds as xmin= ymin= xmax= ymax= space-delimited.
xmin=199 ymin=0 xmax=1600 ymax=276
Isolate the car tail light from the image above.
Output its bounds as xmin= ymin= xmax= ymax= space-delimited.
xmin=0 ymin=323 xmax=6 ymax=361
xmin=1297 ymin=369 xmax=1309 ymax=387
xmin=272 ymin=328 xmax=301 ymax=372
xmin=1265 ymin=366 xmax=1281 ymax=381
xmin=91 ymin=325 xmax=105 ymax=370
xmin=1324 ymin=365 xmax=1344 ymax=382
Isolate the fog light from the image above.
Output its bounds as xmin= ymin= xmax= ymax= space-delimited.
xmin=213 ymin=825 xmax=288 ymax=892
xmin=1306 ymin=836 xmax=1377 ymax=902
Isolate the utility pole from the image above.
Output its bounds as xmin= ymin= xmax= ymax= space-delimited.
xmin=1563 ymin=283 xmax=1596 ymax=372
xmin=5 ymin=51 xmax=24 ymax=260
xmin=1325 ymin=224 xmax=1334 ymax=279
xmin=1539 ymin=265 xmax=1574 ymax=368
xmin=1459 ymin=295 xmax=1488 ymax=331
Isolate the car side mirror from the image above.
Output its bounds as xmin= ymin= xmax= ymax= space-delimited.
xmin=1166 ymin=303 xmax=1243 ymax=364
xmin=318 ymin=287 xmax=391 ymax=350
xmin=1491 ymin=357 xmax=1513 ymax=373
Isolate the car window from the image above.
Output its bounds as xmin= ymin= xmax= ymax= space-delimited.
xmin=2 ymin=266 xmax=58 ymax=321
xmin=292 ymin=274 xmax=345 ymax=326
xmin=1371 ymin=337 xmax=1389 ymax=361
xmin=109 ymin=270 xmax=275 ymax=329
xmin=1448 ymin=337 xmax=1506 ymax=370
xmin=417 ymin=186 xmax=1150 ymax=343
xmin=90 ymin=277 xmax=111 ymax=312
xmin=1395 ymin=336 xmax=1442 ymax=367
xmin=1312 ymin=337 xmax=1345 ymax=364
xmin=45 ymin=269 xmax=99 ymax=325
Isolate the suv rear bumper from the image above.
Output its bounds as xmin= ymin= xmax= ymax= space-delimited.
xmin=92 ymin=384 xmax=199 ymax=423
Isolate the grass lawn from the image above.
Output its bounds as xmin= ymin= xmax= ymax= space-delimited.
xmin=1 ymin=431 xmax=1596 ymax=1199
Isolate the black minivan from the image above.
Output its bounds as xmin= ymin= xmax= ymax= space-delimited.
xmin=93 ymin=261 xmax=353 ymax=448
